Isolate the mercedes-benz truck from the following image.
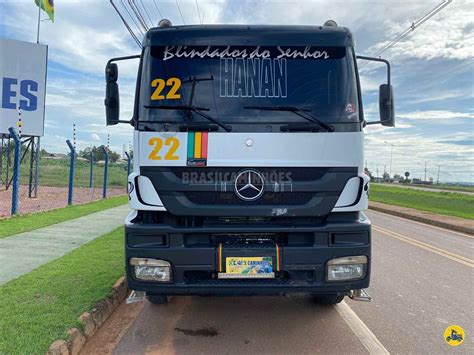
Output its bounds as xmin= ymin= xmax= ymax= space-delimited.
xmin=104 ymin=20 xmax=394 ymax=305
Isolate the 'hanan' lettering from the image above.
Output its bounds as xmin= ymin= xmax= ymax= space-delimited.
xmin=219 ymin=58 xmax=287 ymax=98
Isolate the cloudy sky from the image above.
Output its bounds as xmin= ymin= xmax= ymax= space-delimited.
xmin=1 ymin=0 xmax=472 ymax=182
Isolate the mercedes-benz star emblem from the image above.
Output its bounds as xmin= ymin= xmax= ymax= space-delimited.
xmin=234 ymin=170 xmax=265 ymax=201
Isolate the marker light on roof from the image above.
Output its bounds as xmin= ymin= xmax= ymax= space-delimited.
xmin=323 ymin=20 xmax=338 ymax=27
xmin=158 ymin=19 xmax=172 ymax=28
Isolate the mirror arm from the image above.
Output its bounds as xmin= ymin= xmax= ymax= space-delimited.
xmin=356 ymin=55 xmax=391 ymax=87
xmin=107 ymin=54 xmax=141 ymax=67
xmin=357 ymin=55 xmax=393 ymax=127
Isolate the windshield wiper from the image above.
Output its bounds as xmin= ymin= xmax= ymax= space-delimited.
xmin=144 ymin=105 xmax=232 ymax=132
xmin=243 ymin=105 xmax=334 ymax=132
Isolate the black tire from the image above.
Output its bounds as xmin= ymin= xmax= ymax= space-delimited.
xmin=148 ymin=295 xmax=169 ymax=305
xmin=313 ymin=293 xmax=345 ymax=305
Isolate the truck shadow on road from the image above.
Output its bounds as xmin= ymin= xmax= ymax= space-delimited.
xmin=112 ymin=296 xmax=367 ymax=354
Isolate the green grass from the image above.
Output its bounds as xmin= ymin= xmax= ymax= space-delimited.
xmin=378 ymin=182 xmax=474 ymax=193
xmin=370 ymin=184 xmax=474 ymax=219
xmin=2 ymin=158 xmax=128 ymax=188
xmin=410 ymin=183 xmax=474 ymax=193
xmin=0 ymin=195 xmax=127 ymax=238
xmin=0 ymin=228 xmax=124 ymax=355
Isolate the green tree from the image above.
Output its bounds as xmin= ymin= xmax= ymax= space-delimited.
xmin=78 ymin=145 xmax=120 ymax=162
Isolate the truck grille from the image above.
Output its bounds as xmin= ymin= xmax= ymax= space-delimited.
xmin=140 ymin=166 xmax=358 ymax=217
xmin=184 ymin=191 xmax=313 ymax=205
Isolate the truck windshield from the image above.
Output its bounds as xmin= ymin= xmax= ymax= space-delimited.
xmin=139 ymin=45 xmax=359 ymax=124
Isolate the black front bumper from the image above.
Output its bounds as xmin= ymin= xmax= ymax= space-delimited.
xmin=125 ymin=217 xmax=371 ymax=296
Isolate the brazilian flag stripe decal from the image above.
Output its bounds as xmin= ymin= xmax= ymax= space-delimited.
xmin=187 ymin=132 xmax=208 ymax=161
xmin=187 ymin=132 xmax=195 ymax=159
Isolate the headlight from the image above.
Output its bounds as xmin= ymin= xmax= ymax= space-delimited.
xmin=327 ymin=255 xmax=367 ymax=281
xmin=130 ymin=258 xmax=172 ymax=282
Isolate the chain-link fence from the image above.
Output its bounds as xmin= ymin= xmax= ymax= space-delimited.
xmin=72 ymin=156 xmax=128 ymax=204
xmin=1 ymin=131 xmax=129 ymax=218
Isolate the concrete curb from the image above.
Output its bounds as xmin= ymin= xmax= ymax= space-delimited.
xmin=46 ymin=277 xmax=129 ymax=355
xmin=368 ymin=205 xmax=474 ymax=235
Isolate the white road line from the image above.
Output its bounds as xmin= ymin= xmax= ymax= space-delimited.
xmin=336 ymin=301 xmax=390 ymax=355
xmin=368 ymin=209 xmax=473 ymax=239
xmin=373 ymin=225 xmax=474 ymax=267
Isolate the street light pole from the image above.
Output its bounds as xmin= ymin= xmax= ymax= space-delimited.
xmin=384 ymin=141 xmax=394 ymax=179
xmin=424 ymin=161 xmax=428 ymax=182
xmin=36 ymin=2 xmax=41 ymax=43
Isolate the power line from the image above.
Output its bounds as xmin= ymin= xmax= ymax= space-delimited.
xmin=176 ymin=0 xmax=186 ymax=25
xmin=359 ymin=0 xmax=452 ymax=67
xmin=128 ymin=0 xmax=149 ymax=31
xmin=152 ymin=0 xmax=163 ymax=20
xmin=376 ymin=0 xmax=451 ymax=57
xmin=132 ymin=0 xmax=149 ymax=29
xmin=120 ymin=0 xmax=144 ymax=36
xmin=138 ymin=0 xmax=154 ymax=26
xmin=110 ymin=0 xmax=142 ymax=48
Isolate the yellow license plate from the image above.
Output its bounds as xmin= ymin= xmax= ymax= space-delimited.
xmin=226 ymin=257 xmax=273 ymax=275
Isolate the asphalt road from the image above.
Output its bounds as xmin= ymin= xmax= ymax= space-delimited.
xmin=82 ymin=211 xmax=474 ymax=355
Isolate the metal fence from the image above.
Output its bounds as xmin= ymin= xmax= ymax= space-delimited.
xmin=0 ymin=128 xmax=130 ymax=218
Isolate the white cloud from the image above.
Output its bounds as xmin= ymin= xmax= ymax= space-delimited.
xmin=365 ymin=129 xmax=474 ymax=182
xmin=91 ymin=133 xmax=101 ymax=141
xmin=365 ymin=0 xmax=474 ymax=61
xmin=359 ymin=75 xmax=380 ymax=92
xmin=398 ymin=110 xmax=474 ymax=120
xmin=405 ymin=91 xmax=464 ymax=104
xmin=1 ymin=1 xmax=140 ymax=77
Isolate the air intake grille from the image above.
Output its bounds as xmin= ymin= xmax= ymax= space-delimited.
xmin=184 ymin=191 xmax=313 ymax=205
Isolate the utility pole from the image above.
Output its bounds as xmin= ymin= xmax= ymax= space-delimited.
xmin=437 ymin=165 xmax=440 ymax=185
xmin=376 ymin=164 xmax=379 ymax=179
xmin=36 ymin=1 xmax=41 ymax=43
xmin=384 ymin=141 xmax=394 ymax=178
xmin=424 ymin=161 xmax=427 ymax=182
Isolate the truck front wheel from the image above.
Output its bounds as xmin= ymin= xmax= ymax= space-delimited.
xmin=312 ymin=293 xmax=345 ymax=305
xmin=148 ymin=295 xmax=169 ymax=305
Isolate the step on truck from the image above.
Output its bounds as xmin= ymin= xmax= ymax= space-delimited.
xmin=104 ymin=20 xmax=395 ymax=305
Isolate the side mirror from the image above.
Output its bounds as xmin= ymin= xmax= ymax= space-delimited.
xmin=105 ymin=63 xmax=119 ymax=126
xmin=357 ymin=55 xmax=395 ymax=127
xmin=106 ymin=63 xmax=118 ymax=83
xmin=379 ymin=84 xmax=395 ymax=127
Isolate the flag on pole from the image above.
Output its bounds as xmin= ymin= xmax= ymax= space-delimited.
xmin=34 ymin=0 xmax=54 ymax=22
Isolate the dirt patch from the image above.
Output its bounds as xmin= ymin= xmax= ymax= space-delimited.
xmin=79 ymin=301 xmax=144 ymax=355
xmin=0 ymin=185 xmax=125 ymax=218
xmin=174 ymin=326 xmax=219 ymax=337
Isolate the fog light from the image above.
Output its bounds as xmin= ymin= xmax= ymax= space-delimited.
xmin=327 ymin=255 xmax=367 ymax=281
xmin=130 ymin=258 xmax=171 ymax=282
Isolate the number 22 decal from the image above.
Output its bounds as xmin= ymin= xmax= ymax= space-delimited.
xmin=151 ymin=77 xmax=181 ymax=100
xmin=148 ymin=137 xmax=180 ymax=160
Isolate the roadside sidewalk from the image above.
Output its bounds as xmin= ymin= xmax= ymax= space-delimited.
xmin=369 ymin=201 xmax=473 ymax=235
xmin=0 ymin=204 xmax=129 ymax=285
